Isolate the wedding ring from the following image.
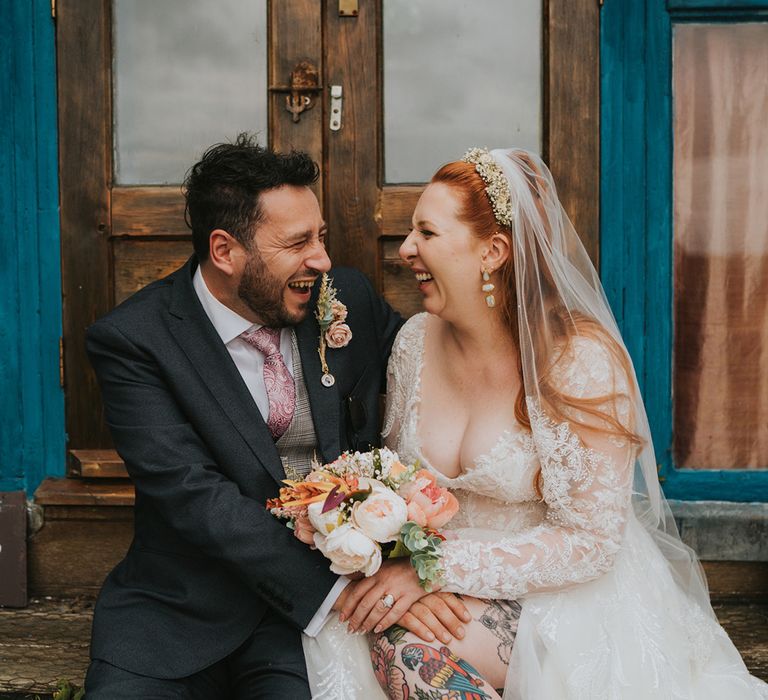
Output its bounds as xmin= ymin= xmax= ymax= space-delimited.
xmin=381 ymin=593 xmax=395 ymax=609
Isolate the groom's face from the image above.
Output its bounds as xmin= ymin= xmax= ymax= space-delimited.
xmin=239 ymin=185 xmax=331 ymax=327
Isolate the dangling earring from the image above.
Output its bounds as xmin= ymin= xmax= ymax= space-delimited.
xmin=482 ymin=268 xmax=496 ymax=308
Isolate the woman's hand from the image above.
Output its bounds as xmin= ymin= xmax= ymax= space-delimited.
xmin=337 ymin=558 xmax=437 ymax=635
xmin=396 ymin=592 xmax=471 ymax=644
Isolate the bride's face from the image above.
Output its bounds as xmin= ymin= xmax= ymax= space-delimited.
xmin=399 ymin=183 xmax=486 ymax=319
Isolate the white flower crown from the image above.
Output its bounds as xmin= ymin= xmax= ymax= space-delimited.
xmin=461 ymin=147 xmax=515 ymax=227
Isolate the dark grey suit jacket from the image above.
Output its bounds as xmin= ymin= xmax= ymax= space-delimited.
xmin=86 ymin=257 xmax=402 ymax=678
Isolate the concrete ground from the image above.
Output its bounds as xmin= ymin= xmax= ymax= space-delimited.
xmin=0 ymin=598 xmax=766 ymax=697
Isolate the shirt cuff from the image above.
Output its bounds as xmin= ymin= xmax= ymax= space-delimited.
xmin=303 ymin=576 xmax=351 ymax=638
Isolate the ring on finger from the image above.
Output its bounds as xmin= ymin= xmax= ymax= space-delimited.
xmin=380 ymin=593 xmax=395 ymax=609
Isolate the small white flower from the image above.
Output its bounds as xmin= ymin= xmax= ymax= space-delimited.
xmin=313 ymin=523 xmax=382 ymax=576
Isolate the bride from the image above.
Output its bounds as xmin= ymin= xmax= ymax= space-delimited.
xmin=302 ymin=148 xmax=768 ymax=699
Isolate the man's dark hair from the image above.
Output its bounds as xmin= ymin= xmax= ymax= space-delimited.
xmin=183 ymin=133 xmax=319 ymax=261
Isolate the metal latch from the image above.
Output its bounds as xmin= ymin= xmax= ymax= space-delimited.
xmin=269 ymin=61 xmax=323 ymax=123
xmin=330 ymin=85 xmax=343 ymax=131
xmin=339 ymin=0 xmax=359 ymax=16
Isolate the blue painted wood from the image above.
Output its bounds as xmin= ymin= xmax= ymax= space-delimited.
xmin=669 ymin=0 xmax=768 ymax=9
xmin=0 ymin=0 xmax=65 ymax=493
xmin=600 ymin=0 xmax=647 ymax=389
xmin=600 ymin=0 xmax=768 ymax=501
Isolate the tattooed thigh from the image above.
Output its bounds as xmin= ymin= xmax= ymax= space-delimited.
xmin=369 ymin=624 xmax=502 ymax=700
xmin=474 ymin=598 xmax=522 ymax=666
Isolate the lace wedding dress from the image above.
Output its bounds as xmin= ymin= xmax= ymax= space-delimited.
xmin=303 ymin=313 xmax=768 ymax=699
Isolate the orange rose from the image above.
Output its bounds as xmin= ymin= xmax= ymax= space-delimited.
xmin=398 ymin=469 xmax=459 ymax=529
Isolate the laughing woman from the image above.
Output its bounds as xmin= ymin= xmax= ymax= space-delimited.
xmin=302 ymin=148 xmax=768 ymax=699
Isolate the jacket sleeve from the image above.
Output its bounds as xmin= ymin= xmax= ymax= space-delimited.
xmin=86 ymin=318 xmax=339 ymax=629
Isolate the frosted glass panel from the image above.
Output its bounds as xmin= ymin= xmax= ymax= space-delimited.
xmin=114 ymin=0 xmax=267 ymax=185
xmin=384 ymin=0 xmax=541 ymax=183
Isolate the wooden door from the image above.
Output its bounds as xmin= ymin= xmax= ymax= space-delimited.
xmin=57 ymin=0 xmax=598 ymax=462
xmin=319 ymin=1 xmax=600 ymax=318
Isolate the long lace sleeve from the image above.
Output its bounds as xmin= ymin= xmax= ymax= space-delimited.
xmin=381 ymin=314 xmax=426 ymax=449
xmin=439 ymin=336 xmax=636 ymax=599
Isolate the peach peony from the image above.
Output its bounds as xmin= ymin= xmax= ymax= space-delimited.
xmin=398 ymin=469 xmax=459 ymax=529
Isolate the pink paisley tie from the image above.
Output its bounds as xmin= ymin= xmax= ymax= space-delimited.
xmin=241 ymin=327 xmax=295 ymax=440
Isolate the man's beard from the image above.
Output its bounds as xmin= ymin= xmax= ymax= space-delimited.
xmin=237 ymin=249 xmax=308 ymax=327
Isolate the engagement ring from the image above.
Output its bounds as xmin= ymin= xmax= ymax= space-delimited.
xmin=381 ymin=593 xmax=395 ymax=609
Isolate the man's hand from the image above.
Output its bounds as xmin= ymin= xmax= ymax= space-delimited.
xmin=395 ymin=592 xmax=471 ymax=644
xmin=337 ymin=559 xmax=432 ymax=635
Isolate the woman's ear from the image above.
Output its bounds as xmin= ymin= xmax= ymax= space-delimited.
xmin=482 ymin=232 xmax=511 ymax=272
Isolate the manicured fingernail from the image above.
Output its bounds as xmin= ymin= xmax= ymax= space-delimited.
xmin=426 ymin=633 xmax=435 ymax=641
xmin=457 ymin=626 xmax=465 ymax=638
xmin=463 ymin=613 xmax=472 ymax=621
xmin=374 ymin=625 xmax=382 ymax=634
xmin=338 ymin=613 xmax=346 ymax=622
xmin=441 ymin=634 xmax=451 ymax=643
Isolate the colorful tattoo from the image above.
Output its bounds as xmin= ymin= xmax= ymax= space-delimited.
xmin=400 ymin=643 xmax=491 ymax=700
xmin=478 ymin=600 xmax=521 ymax=665
xmin=371 ymin=626 xmax=411 ymax=700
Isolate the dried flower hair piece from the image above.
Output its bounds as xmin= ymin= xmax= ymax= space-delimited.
xmin=461 ymin=147 xmax=515 ymax=227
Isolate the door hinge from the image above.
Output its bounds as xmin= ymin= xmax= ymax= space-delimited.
xmin=59 ymin=337 xmax=64 ymax=387
xmin=51 ymin=0 xmax=56 ymax=19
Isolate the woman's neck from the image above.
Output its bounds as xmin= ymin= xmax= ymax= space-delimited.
xmin=437 ymin=307 xmax=518 ymax=363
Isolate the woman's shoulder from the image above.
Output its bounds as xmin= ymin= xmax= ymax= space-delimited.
xmin=549 ymin=332 xmax=631 ymax=400
xmin=392 ymin=312 xmax=428 ymax=353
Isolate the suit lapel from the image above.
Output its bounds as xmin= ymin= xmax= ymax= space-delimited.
xmin=166 ymin=258 xmax=286 ymax=486
xmin=296 ymin=315 xmax=342 ymax=464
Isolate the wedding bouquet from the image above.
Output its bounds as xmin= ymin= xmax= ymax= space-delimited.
xmin=267 ymin=448 xmax=459 ymax=590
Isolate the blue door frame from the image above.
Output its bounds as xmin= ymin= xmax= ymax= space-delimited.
xmin=0 ymin=0 xmax=65 ymax=495
xmin=600 ymin=0 xmax=768 ymax=501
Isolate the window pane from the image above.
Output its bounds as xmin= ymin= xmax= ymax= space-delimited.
xmin=383 ymin=0 xmax=541 ymax=184
xmin=113 ymin=0 xmax=267 ymax=185
xmin=673 ymin=22 xmax=768 ymax=469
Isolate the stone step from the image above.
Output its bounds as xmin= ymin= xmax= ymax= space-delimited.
xmin=0 ymin=598 xmax=766 ymax=696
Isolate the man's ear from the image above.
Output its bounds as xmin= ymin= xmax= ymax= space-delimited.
xmin=208 ymin=229 xmax=244 ymax=277
xmin=482 ymin=232 xmax=511 ymax=271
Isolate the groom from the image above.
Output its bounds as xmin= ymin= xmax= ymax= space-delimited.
xmin=83 ymin=135 xmax=464 ymax=698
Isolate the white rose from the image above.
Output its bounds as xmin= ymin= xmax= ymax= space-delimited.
xmin=306 ymin=501 xmax=342 ymax=535
xmin=313 ymin=524 xmax=382 ymax=576
xmin=350 ymin=489 xmax=408 ymax=543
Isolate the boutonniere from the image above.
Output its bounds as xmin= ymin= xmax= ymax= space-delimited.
xmin=315 ymin=273 xmax=352 ymax=387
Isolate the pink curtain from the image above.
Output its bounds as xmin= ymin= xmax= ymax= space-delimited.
xmin=673 ymin=22 xmax=768 ymax=469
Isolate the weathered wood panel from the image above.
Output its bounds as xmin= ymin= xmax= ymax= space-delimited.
xmin=377 ymin=185 xmax=423 ymax=236
xmin=270 ymin=0 xmax=323 ymax=203
xmin=381 ymin=237 xmax=423 ymax=318
xmin=545 ymin=0 xmax=600 ymax=266
xmin=112 ymin=186 xmax=188 ymax=237
xmin=113 ymin=239 xmax=192 ymax=304
xmin=28 ymin=505 xmax=133 ymax=597
xmin=324 ymin=0 xmax=380 ymax=283
xmin=58 ymin=0 xmax=113 ymax=449
xmin=69 ymin=449 xmax=127 ymax=478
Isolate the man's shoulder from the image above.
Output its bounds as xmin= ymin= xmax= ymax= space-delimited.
xmin=89 ymin=264 xmax=186 ymax=338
